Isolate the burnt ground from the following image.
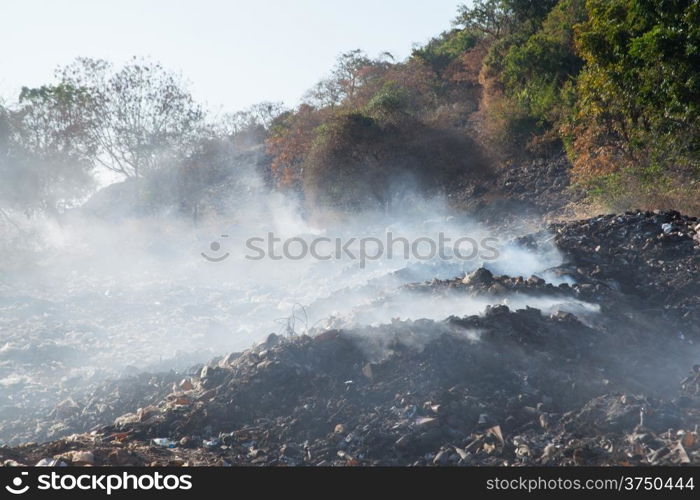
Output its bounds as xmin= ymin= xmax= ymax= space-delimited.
xmin=454 ymin=150 xmax=585 ymax=226
xmin=499 ymin=152 xmax=581 ymax=216
xmin=2 ymin=210 xmax=699 ymax=466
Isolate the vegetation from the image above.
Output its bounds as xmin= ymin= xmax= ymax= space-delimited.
xmin=0 ymin=92 xmax=94 ymax=217
xmin=1 ymin=0 xmax=698 ymax=218
xmin=1 ymin=58 xmax=209 ymax=217
xmin=468 ymin=0 xmax=699 ymax=209
xmin=569 ymin=0 xmax=700 ymax=207
xmin=303 ymin=109 xmax=488 ymax=210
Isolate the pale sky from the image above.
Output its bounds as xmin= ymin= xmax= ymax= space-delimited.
xmin=1 ymin=0 xmax=464 ymax=112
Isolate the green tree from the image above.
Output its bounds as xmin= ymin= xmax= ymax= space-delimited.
xmin=455 ymin=0 xmax=558 ymax=38
xmin=412 ymin=29 xmax=479 ymax=78
xmin=500 ymin=0 xmax=586 ymax=125
xmin=572 ymin=0 xmax=700 ymax=179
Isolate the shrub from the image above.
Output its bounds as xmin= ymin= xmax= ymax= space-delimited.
xmin=302 ymin=111 xmax=491 ymax=211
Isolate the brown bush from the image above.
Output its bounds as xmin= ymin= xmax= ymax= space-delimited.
xmin=302 ymin=111 xmax=492 ymax=211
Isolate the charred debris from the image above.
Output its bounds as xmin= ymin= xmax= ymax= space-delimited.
xmin=2 ymin=210 xmax=699 ymax=466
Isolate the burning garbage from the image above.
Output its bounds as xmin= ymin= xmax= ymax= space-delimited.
xmin=0 ymin=210 xmax=697 ymax=466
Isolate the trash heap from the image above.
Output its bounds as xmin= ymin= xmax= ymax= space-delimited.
xmin=2 ymin=210 xmax=698 ymax=466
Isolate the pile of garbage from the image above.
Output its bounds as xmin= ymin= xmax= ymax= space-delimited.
xmin=2 ymin=210 xmax=698 ymax=466
xmin=0 ymin=372 xmax=185 ymax=446
xmin=545 ymin=210 xmax=700 ymax=327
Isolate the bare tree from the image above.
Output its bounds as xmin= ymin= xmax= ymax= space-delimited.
xmin=305 ymin=50 xmax=391 ymax=107
xmin=219 ymin=101 xmax=287 ymax=136
xmin=20 ymin=57 xmax=205 ymax=178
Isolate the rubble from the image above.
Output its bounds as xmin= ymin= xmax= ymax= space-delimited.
xmin=1 ymin=211 xmax=698 ymax=466
xmin=473 ymin=152 xmax=583 ymax=221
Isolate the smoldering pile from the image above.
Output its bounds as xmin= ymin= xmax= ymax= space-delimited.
xmin=2 ymin=210 xmax=699 ymax=466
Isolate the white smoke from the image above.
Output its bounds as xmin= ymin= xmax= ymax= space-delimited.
xmin=0 ymin=192 xmax=580 ymax=372
xmin=0 ymin=174 xmax=594 ymax=440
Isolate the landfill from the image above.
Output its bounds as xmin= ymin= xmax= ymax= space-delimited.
xmin=2 ymin=210 xmax=698 ymax=466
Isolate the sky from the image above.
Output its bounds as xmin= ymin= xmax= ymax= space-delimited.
xmin=1 ymin=0 xmax=464 ymax=113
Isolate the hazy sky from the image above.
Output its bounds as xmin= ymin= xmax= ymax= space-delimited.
xmin=1 ymin=0 xmax=463 ymax=112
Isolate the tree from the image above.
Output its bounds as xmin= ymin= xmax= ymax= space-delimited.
xmin=412 ymin=29 xmax=480 ymax=78
xmin=455 ymin=0 xmax=517 ymax=38
xmin=303 ymin=110 xmax=491 ymax=210
xmin=221 ymin=101 xmax=287 ymax=134
xmin=500 ymin=0 xmax=586 ymax=125
xmin=16 ymin=83 xmax=96 ymax=164
xmin=305 ymin=50 xmax=391 ymax=108
xmin=455 ymin=0 xmax=557 ymax=39
xmin=218 ymin=101 xmax=287 ymax=150
xmin=20 ymin=57 xmax=205 ymax=178
xmin=265 ymin=104 xmax=327 ymax=189
xmin=0 ymin=102 xmax=94 ymax=217
xmin=571 ymin=0 xmax=700 ymax=180
xmin=303 ymin=112 xmax=386 ymax=208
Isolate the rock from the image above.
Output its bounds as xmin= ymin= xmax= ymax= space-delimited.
xmin=221 ymin=352 xmax=241 ymax=366
xmin=527 ymin=275 xmax=545 ymax=286
xmin=69 ymin=451 xmax=94 ymax=465
xmin=108 ymin=449 xmax=134 ymax=466
xmin=415 ymin=417 xmax=438 ymax=429
xmin=200 ymin=365 xmax=227 ymax=387
xmin=462 ymin=267 xmax=494 ymax=285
